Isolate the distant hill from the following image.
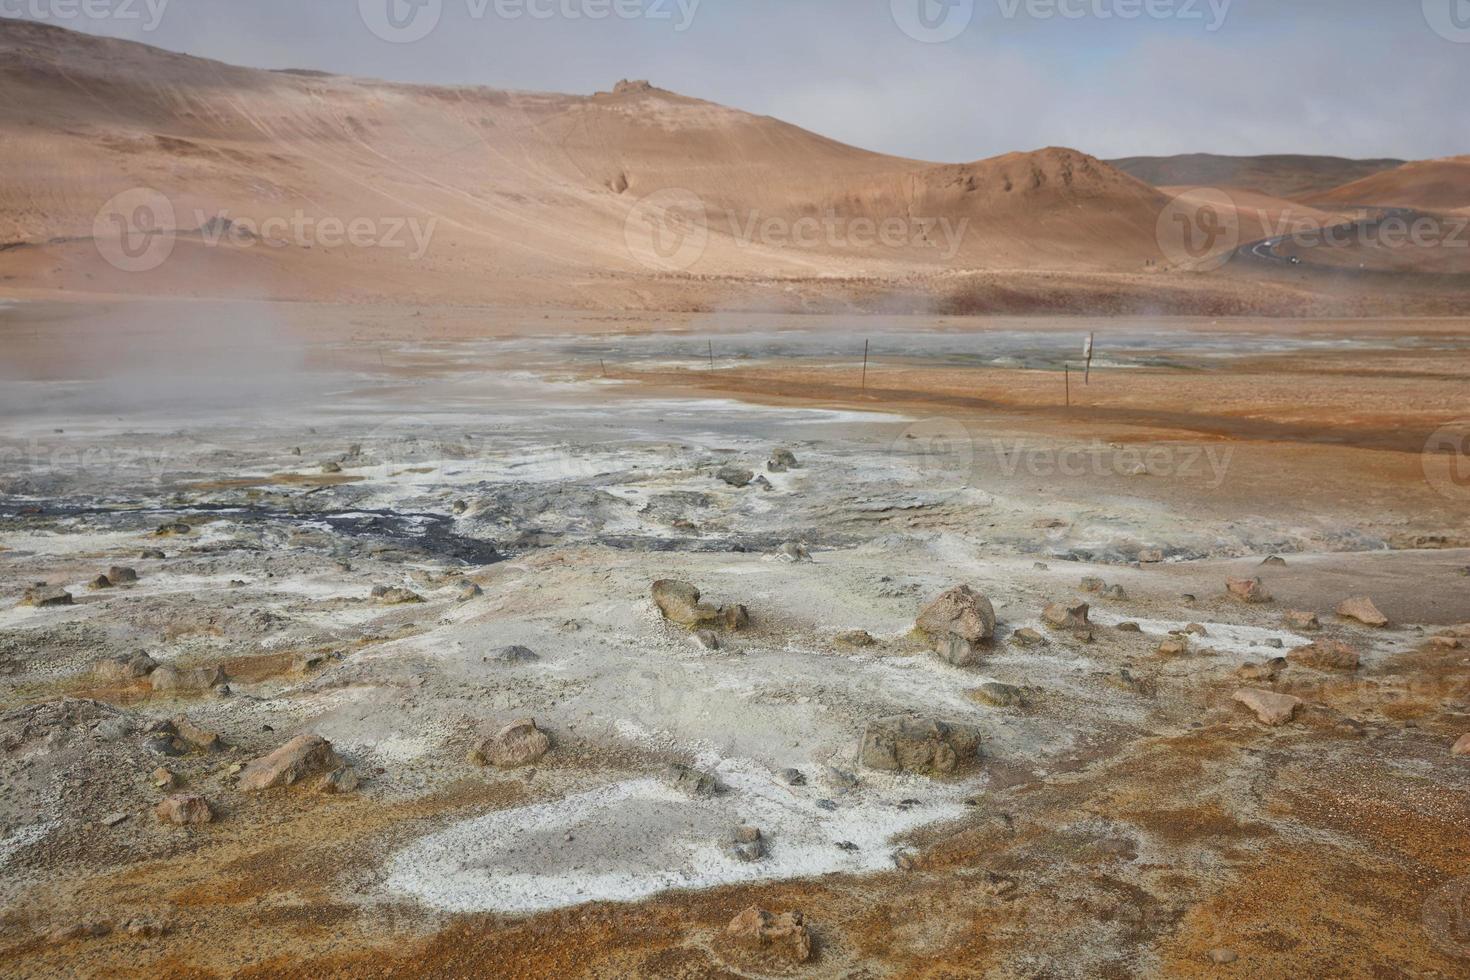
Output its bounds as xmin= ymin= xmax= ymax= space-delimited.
xmin=1109 ymin=153 xmax=1404 ymax=200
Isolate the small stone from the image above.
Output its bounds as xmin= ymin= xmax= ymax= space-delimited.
xmin=1226 ymin=578 xmax=1272 ymax=604
xmin=152 ymin=767 xmax=177 ymax=789
xmin=691 ymin=630 xmax=721 ymax=651
xmin=1288 ymin=639 xmax=1360 ymax=673
xmin=319 ymin=767 xmax=360 ymax=794
xmin=776 ymin=541 xmax=812 ymax=563
xmin=154 ymin=522 xmax=191 ymax=537
xmin=722 ymin=604 xmax=751 ymax=631
xmin=662 ymin=763 xmax=718 ymax=797
xmin=20 ymin=585 xmax=73 ymax=608
xmin=238 ymin=734 xmax=344 ymax=790
xmin=1137 ymin=549 xmax=1165 ymax=564
xmin=1156 ymin=638 xmax=1189 ymax=657
xmin=155 ymin=794 xmax=213 ymax=826
xmin=1336 ymin=596 xmax=1388 ymax=627
xmin=859 ymin=716 xmax=981 ymax=776
xmin=1184 ymin=623 xmax=1208 ymax=637
xmin=1285 ymin=610 xmax=1321 ymax=631
xmin=1042 ymin=602 xmax=1090 ymax=630
xmin=1102 ymin=584 xmax=1128 ymax=600
xmin=1207 ymin=949 xmax=1238 ymax=964
xmin=1232 ymin=688 xmax=1301 ymax=726
xmin=149 ymin=665 xmax=227 ymax=693
xmin=1116 ymin=622 xmax=1142 ymax=633
xmin=1080 ymin=576 xmax=1106 ymax=593
xmin=468 ymin=719 xmax=551 ymax=769
xmin=457 ymin=581 xmax=484 ymax=601
xmin=972 ymin=682 xmax=1027 ymax=709
xmin=1236 ymin=658 xmax=1286 ymax=683
xmin=91 ymin=651 xmax=159 ymax=684
xmin=1260 ymin=555 xmax=1287 ymax=567
xmin=1431 ymin=635 xmax=1462 ymax=650
xmin=894 ymin=850 xmax=920 ymax=871
xmin=1453 ymin=733 xmax=1470 ymax=757
xmin=834 ymin=630 xmax=876 ymax=648
xmin=717 ymin=465 xmax=755 ymax=488
xmin=485 ymin=646 xmax=539 ymax=665
xmin=769 ymin=449 xmax=799 ymax=470
xmin=101 ymin=812 xmax=130 ymax=828
xmin=726 ymin=907 xmax=811 ymax=963
xmin=780 ymin=768 xmax=807 ymax=786
xmin=47 ymin=922 xmax=112 ymax=944
xmin=1011 ymin=627 xmax=1046 ymax=646
xmin=172 ymin=716 xmax=224 ymax=752
xmin=652 ymin=580 xmax=722 ymax=629
xmin=321 ymin=461 xmax=342 ymax=474
xmin=108 ymin=566 xmax=139 ymax=584
xmin=124 ymin=919 xmax=167 ymax=938
xmin=371 ymin=585 xmax=424 ymax=605
xmin=139 ymin=549 xmax=165 ymax=560
xmin=88 ymin=575 xmax=113 ymax=591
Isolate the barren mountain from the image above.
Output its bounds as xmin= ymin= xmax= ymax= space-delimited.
xmin=1305 ymin=156 xmax=1470 ymax=212
xmin=1111 ymin=153 xmax=1404 ymax=200
xmin=0 ymin=17 xmax=1175 ymax=308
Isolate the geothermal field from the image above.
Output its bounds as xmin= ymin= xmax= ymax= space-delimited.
xmin=4 ymin=9 xmax=1470 ymax=979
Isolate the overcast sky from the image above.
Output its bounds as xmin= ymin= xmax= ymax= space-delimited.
xmin=7 ymin=0 xmax=1468 ymax=162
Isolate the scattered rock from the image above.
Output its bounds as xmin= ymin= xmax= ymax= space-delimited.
xmin=1431 ymin=636 xmax=1462 ymax=650
xmin=238 ymin=733 xmax=344 ymax=790
xmin=1453 ymin=733 xmax=1470 ymax=757
xmin=88 ymin=575 xmax=113 ymax=591
xmin=149 ymin=665 xmax=227 ymax=693
xmin=776 ymin=542 xmax=812 ymax=563
xmin=1260 ymin=555 xmax=1287 ymax=567
xmin=730 ymin=825 xmax=765 ymax=862
xmin=101 ymin=811 xmax=129 ymax=828
xmin=1081 ymin=576 xmax=1105 ymax=593
xmin=1207 ymin=948 xmax=1239 ymax=965
xmin=371 ymin=585 xmax=424 ymax=605
xmin=155 ymin=794 xmax=213 ymax=826
xmin=1184 ymin=623 xmax=1209 ymax=637
xmin=139 ymin=549 xmax=166 ymax=560
xmin=1336 ymin=596 xmax=1388 ymax=627
xmin=154 ymin=522 xmax=191 ymax=537
xmin=726 ymin=906 xmax=812 ymax=964
xmin=1108 ymin=669 xmax=1157 ymax=697
xmin=485 ymin=646 xmax=539 ymax=665
xmin=833 ymin=630 xmax=876 ymax=649
xmin=108 ymin=566 xmax=139 ymax=584
xmin=172 ymin=717 xmax=224 ymax=752
xmin=1285 ymin=610 xmax=1321 ymax=631
xmin=1011 ymin=627 xmax=1046 ymax=646
xmin=780 ymin=768 xmax=806 ymax=786
xmin=1102 ymin=584 xmax=1128 ymax=600
xmin=972 ymin=682 xmax=1027 ymax=709
xmin=651 ymin=580 xmax=721 ymax=629
xmin=859 ymin=715 xmax=981 ymax=776
xmin=321 ymin=461 xmax=342 ymax=474
xmin=691 ymin=629 xmax=721 ymax=651
xmin=91 ymin=651 xmax=159 ymax=684
xmin=1042 ymin=602 xmax=1090 ymax=631
xmin=468 ymin=718 xmax=551 ymax=769
xmin=769 ymin=449 xmax=799 ymax=471
xmin=457 ymin=581 xmax=484 ymax=601
xmin=1232 ymin=688 xmax=1301 ymax=726
xmin=1226 ymin=578 xmax=1273 ymax=604
xmin=662 ymin=763 xmax=718 ymax=797
xmin=1288 ymin=639 xmax=1361 ymax=673
xmin=1138 ymin=549 xmax=1165 ymax=564
xmin=319 ymin=767 xmax=360 ymax=794
xmin=717 ymin=465 xmax=755 ymax=488
xmin=722 ymin=604 xmax=750 ymax=631
xmin=1156 ymin=638 xmax=1189 ymax=658
xmin=1236 ymin=658 xmax=1286 ymax=683
xmin=21 ymin=585 xmax=73 ymax=608
xmin=152 ymin=767 xmax=177 ymax=789
xmin=1115 ymin=622 xmax=1142 ymax=633
xmin=916 ymin=585 xmax=996 ymax=667
xmin=47 ymin=922 xmax=112 ymax=944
